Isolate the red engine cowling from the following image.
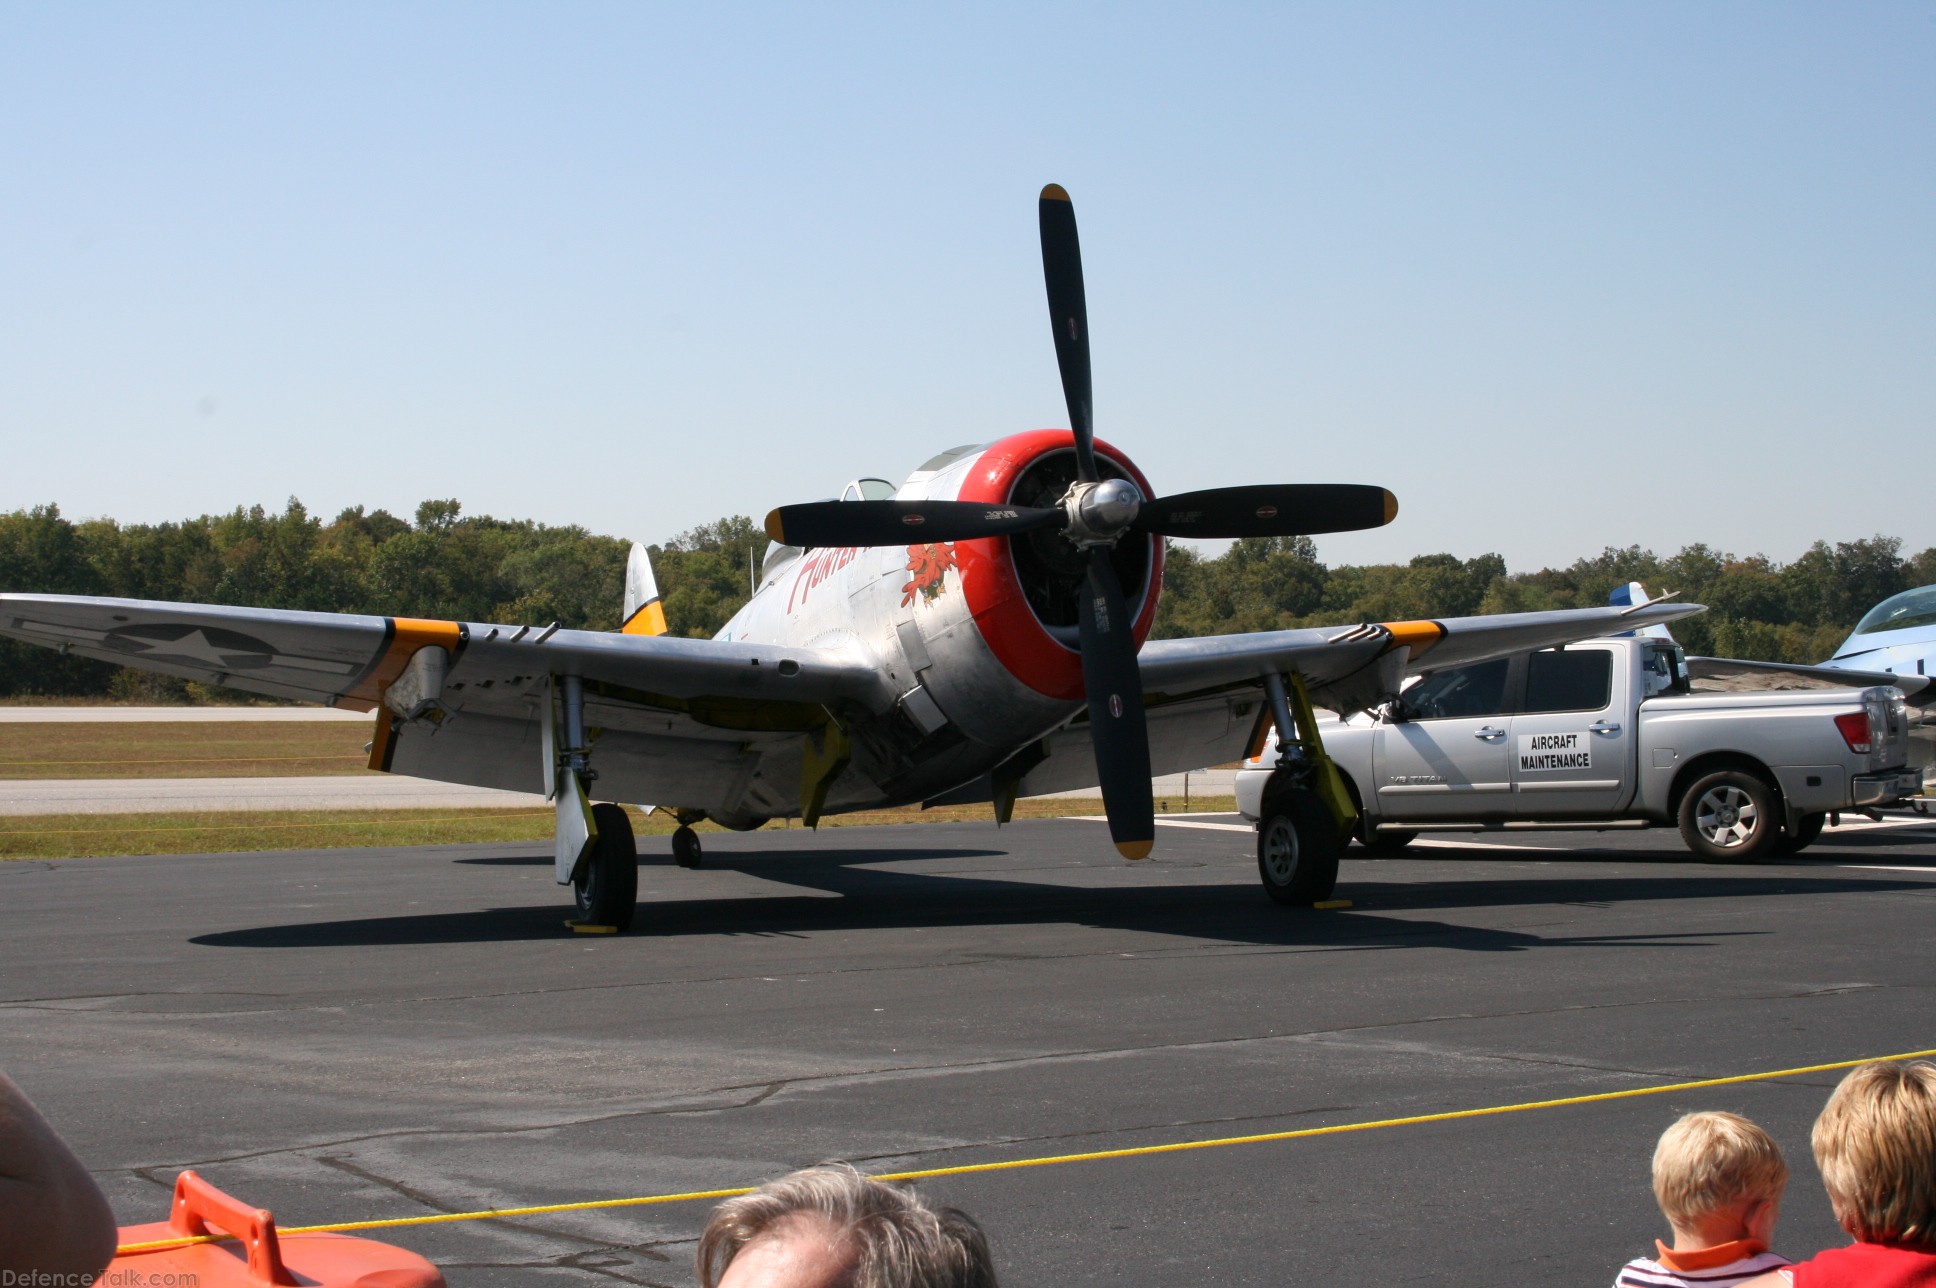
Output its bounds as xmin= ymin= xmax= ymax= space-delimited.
xmin=950 ymin=428 xmax=1164 ymax=702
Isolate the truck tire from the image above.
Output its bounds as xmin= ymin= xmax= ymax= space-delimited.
xmin=1768 ymin=811 xmax=1826 ymax=857
xmin=1677 ymin=770 xmax=1780 ymax=863
xmin=1256 ymin=788 xmax=1342 ymax=905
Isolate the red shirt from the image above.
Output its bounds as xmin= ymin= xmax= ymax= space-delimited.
xmin=1792 ymin=1241 xmax=1936 ymax=1287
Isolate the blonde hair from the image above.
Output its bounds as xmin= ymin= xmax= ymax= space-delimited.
xmin=697 ymin=1164 xmax=997 ymax=1288
xmin=1652 ymin=1111 xmax=1789 ymax=1225
xmin=1812 ymin=1060 xmax=1936 ymax=1245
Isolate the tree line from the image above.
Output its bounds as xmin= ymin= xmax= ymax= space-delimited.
xmin=1 ymin=500 xmax=1926 ymax=700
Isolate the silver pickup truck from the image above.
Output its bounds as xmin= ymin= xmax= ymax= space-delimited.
xmin=1236 ymin=633 xmax=1919 ymax=883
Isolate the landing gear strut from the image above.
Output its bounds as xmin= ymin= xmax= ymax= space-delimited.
xmin=1254 ymin=671 xmax=1355 ymax=906
xmin=551 ymin=674 xmax=639 ymax=932
xmin=672 ymin=825 xmax=703 ymax=869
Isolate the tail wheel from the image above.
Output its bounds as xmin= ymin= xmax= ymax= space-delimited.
xmin=1256 ymin=787 xmax=1342 ymax=905
xmin=1677 ymin=770 xmax=1780 ymax=863
xmin=574 ymin=803 xmax=639 ymax=930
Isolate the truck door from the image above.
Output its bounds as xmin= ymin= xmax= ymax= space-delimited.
xmin=1374 ymin=657 xmax=1514 ymax=820
xmin=1508 ymin=643 xmax=1632 ymax=815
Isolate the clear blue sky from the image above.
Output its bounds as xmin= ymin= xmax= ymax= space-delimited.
xmin=4 ymin=3 xmax=1930 ymax=573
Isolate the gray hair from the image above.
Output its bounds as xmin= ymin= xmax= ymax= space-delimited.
xmin=696 ymin=1164 xmax=997 ymax=1288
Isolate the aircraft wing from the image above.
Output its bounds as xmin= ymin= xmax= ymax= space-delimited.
xmin=1138 ymin=602 xmax=1704 ymax=714
xmin=1002 ymin=602 xmax=1707 ymax=799
xmin=1686 ymin=654 xmax=1935 ymax=704
xmin=0 ymin=594 xmax=888 ymax=808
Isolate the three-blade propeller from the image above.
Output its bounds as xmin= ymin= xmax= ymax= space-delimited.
xmin=764 ymin=184 xmax=1400 ymax=858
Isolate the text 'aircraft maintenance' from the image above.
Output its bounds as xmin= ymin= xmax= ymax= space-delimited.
xmin=0 ymin=185 xmax=1701 ymax=932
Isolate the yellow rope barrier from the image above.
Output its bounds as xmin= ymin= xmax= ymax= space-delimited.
xmin=115 ymin=1044 xmax=1936 ymax=1254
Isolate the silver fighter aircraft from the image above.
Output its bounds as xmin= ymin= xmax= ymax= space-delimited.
xmin=0 ymin=186 xmax=1700 ymax=931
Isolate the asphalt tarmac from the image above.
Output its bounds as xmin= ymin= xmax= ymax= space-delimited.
xmin=5 ymin=816 xmax=1934 ymax=1287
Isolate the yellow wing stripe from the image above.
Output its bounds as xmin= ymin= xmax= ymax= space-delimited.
xmin=1378 ymin=619 xmax=1446 ymax=661
xmin=338 ymin=618 xmax=464 ymax=713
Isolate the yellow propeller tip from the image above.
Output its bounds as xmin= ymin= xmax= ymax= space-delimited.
xmin=1115 ymin=839 xmax=1153 ymax=861
xmin=1383 ymin=490 xmax=1399 ymax=524
xmin=763 ymin=511 xmax=788 ymax=543
xmin=1040 ymin=183 xmax=1071 ymax=203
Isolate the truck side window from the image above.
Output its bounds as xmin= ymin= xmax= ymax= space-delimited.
xmin=1524 ymin=648 xmax=1613 ymax=713
xmin=1402 ymin=658 xmax=1511 ymax=720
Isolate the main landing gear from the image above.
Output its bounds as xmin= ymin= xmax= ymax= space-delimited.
xmin=553 ymin=675 xmax=640 ymax=934
xmin=573 ymin=802 xmax=638 ymax=931
xmin=1253 ymin=672 xmax=1356 ymax=907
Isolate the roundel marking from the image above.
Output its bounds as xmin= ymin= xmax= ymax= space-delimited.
xmin=1255 ymin=504 xmax=1278 ymax=520
xmin=902 ymin=514 xmax=925 ymax=526
xmin=1109 ymin=694 xmax=1124 ymax=718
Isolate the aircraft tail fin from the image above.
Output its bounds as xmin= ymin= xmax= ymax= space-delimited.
xmin=620 ymin=543 xmax=670 ymax=636
xmin=1609 ymin=581 xmax=1677 ymax=641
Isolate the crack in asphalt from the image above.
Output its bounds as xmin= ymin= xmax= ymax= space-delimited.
xmin=313 ymin=1154 xmax=673 ymax=1262
xmin=91 ymin=974 xmax=1891 ymax=1177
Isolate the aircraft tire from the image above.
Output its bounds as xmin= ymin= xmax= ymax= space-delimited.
xmin=1768 ymin=811 xmax=1826 ymax=857
xmin=673 ymin=825 xmax=703 ymax=869
xmin=574 ymin=803 xmax=639 ymax=930
xmin=1677 ymin=769 xmax=1780 ymax=863
xmin=1256 ymin=787 xmax=1341 ymax=905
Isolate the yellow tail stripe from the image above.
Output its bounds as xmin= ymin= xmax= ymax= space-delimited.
xmin=114 ymin=1044 xmax=1936 ymax=1254
xmin=621 ymin=599 xmax=669 ymax=637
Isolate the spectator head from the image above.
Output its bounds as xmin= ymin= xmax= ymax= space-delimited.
xmin=1652 ymin=1111 xmax=1789 ymax=1232
xmin=1812 ymin=1059 xmax=1936 ymax=1246
xmin=697 ymin=1164 xmax=997 ymax=1288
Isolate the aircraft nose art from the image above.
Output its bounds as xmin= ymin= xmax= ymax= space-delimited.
xmin=949 ymin=428 xmax=1163 ymax=701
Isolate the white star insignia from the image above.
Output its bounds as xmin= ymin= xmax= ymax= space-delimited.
xmin=130 ymin=629 xmax=266 ymax=669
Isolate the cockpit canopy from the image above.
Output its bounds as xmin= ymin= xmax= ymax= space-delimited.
xmin=1851 ymin=585 xmax=1936 ymax=638
xmin=761 ymin=478 xmax=901 ymax=581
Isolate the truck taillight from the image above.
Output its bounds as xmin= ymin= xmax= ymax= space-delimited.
xmin=1834 ymin=710 xmax=1872 ymax=754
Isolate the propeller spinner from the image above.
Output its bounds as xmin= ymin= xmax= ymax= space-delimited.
xmin=764 ymin=184 xmax=1400 ymax=858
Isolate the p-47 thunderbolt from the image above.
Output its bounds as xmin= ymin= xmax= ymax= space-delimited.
xmin=0 ymin=186 xmax=1699 ymax=930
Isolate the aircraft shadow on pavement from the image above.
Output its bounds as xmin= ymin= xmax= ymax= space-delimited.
xmin=187 ymin=844 xmax=1934 ymax=952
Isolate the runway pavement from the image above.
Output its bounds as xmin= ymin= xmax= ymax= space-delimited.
xmin=5 ymin=817 xmax=1933 ymax=1286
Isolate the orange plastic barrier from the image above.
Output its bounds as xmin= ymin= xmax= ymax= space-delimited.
xmin=110 ymin=1170 xmax=444 ymax=1288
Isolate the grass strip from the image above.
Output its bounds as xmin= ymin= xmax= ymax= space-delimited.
xmin=0 ymin=797 xmax=1238 ymax=859
xmin=0 ymin=721 xmax=377 ymax=779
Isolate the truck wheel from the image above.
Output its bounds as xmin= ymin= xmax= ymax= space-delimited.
xmin=1677 ymin=770 xmax=1780 ymax=863
xmin=1359 ymin=828 xmax=1417 ymax=854
xmin=1768 ymin=812 xmax=1826 ymax=857
xmin=1256 ymin=789 xmax=1342 ymax=905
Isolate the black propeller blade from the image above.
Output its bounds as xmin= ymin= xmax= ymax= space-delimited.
xmin=1077 ymin=547 xmax=1154 ymax=859
xmin=1137 ymin=483 xmax=1398 ymax=539
xmin=765 ymin=500 xmax=1061 ymax=550
xmin=1039 ymin=184 xmax=1097 ymax=483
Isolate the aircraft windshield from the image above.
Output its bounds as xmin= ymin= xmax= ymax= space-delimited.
xmin=841 ymin=479 xmax=897 ymax=501
xmin=1853 ymin=585 xmax=1936 ymax=636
